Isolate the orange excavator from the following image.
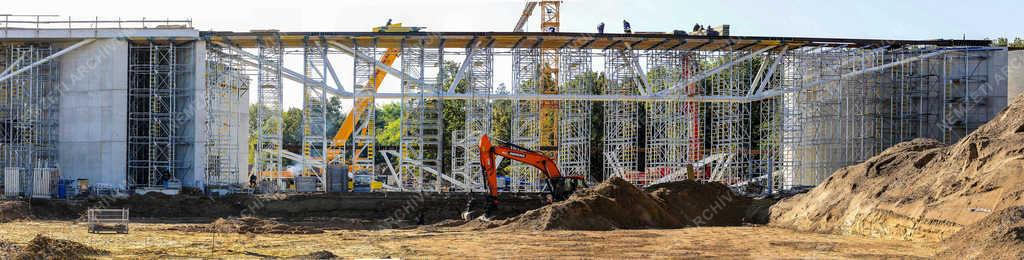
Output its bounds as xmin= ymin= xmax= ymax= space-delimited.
xmin=477 ymin=134 xmax=586 ymax=216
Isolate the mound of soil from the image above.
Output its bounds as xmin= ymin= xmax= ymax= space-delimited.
xmin=15 ymin=235 xmax=108 ymax=260
xmin=0 ymin=239 xmax=19 ymax=257
xmin=481 ymin=177 xmax=751 ymax=231
xmin=939 ymin=206 xmax=1024 ymax=259
xmin=0 ymin=201 xmax=31 ymax=222
xmin=771 ymin=93 xmax=1024 ymax=241
xmin=645 ymin=180 xmax=753 ymax=226
xmin=205 ymin=217 xmax=323 ymax=234
xmin=290 ymin=250 xmax=337 ymax=259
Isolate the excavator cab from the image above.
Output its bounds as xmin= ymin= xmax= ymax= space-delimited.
xmin=548 ymin=176 xmax=586 ymax=202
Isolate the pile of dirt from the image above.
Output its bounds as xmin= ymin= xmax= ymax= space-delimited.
xmin=204 ymin=217 xmax=324 ymax=234
xmin=0 ymin=201 xmax=31 ymax=222
xmin=771 ymin=93 xmax=1024 ymax=241
xmin=645 ymin=180 xmax=753 ymax=226
xmin=938 ymin=206 xmax=1024 ymax=259
xmin=473 ymin=177 xmax=751 ymax=231
xmin=0 ymin=239 xmax=19 ymax=257
xmin=290 ymin=250 xmax=337 ymax=259
xmin=15 ymin=235 xmax=107 ymax=260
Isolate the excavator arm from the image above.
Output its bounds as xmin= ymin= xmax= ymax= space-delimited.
xmin=478 ymin=134 xmax=584 ymax=215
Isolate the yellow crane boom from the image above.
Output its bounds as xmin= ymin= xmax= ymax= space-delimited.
xmin=327 ymin=23 xmax=419 ymax=165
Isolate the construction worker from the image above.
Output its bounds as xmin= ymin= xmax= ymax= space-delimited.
xmin=597 ymin=22 xmax=605 ymax=34
xmin=622 ymin=20 xmax=632 ymax=34
xmin=385 ymin=19 xmax=392 ymax=27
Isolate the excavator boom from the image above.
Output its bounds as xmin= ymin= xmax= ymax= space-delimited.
xmin=478 ymin=134 xmax=583 ymax=216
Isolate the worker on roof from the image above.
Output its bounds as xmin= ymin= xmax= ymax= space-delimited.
xmin=598 ymin=22 xmax=605 ymax=34
xmin=622 ymin=20 xmax=632 ymax=34
xmin=385 ymin=19 xmax=392 ymax=27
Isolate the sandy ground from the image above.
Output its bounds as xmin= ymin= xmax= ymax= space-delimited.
xmin=0 ymin=220 xmax=939 ymax=259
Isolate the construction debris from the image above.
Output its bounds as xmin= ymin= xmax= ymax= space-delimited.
xmin=771 ymin=93 xmax=1024 ymax=241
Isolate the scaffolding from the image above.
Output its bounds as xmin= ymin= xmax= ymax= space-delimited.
xmin=188 ymin=32 xmax=1001 ymax=194
xmin=557 ymin=48 xmax=591 ymax=180
xmin=351 ymin=38 xmax=377 ymax=177
xmin=0 ymin=43 xmax=59 ymax=194
xmin=453 ymin=39 xmax=494 ymax=192
xmin=398 ymin=38 xmax=444 ymax=191
xmin=127 ymin=41 xmax=192 ymax=188
xmin=602 ymin=48 xmax=640 ymax=181
xmin=302 ymin=37 xmax=328 ymax=187
xmin=253 ymin=36 xmax=284 ymax=189
xmin=510 ymin=42 xmax=542 ymax=192
xmin=204 ymin=45 xmax=247 ymax=188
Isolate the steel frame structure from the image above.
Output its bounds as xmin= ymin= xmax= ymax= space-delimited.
xmin=198 ymin=32 xmax=1001 ymax=194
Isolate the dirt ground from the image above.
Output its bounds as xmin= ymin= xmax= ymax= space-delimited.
xmin=0 ymin=220 xmax=940 ymax=259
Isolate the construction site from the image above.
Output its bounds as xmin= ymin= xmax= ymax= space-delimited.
xmin=0 ymin=1 xmax=1022 ymax=258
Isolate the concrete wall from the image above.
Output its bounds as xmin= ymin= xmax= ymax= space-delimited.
xmin=186 ymin=41 xmax=206 ymax=188
xmin=237 ymin=87 xmax=250 ymax=185
xmin=58 ymin=39 xmax=128 ymax=187
xmin=1010 ymin=50 xmax=1023 ymax=100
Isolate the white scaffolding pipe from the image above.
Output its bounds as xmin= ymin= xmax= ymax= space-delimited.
xmin=207 ymin=41 xmax=352 ymax=96
xmin=748 ymin=45 xmax=788 ymax=97
xmin=655 ymin=45 xmax=776 ymax=96
xmin=325 ymin=40 xmax=433 ymax=90
xmin=0 ymin=38 xmax=94 ymax=83
xmin=0 ymin=51 xmax=29 ymax=78
xmin=447 ymin=38 xmax=479 ymax=93
xmin=802 ymin=48 xmax=952 ymax=89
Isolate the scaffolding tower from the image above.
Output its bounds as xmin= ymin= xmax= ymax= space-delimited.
xmin=603 ymin=48 xmax=640 ymax=181
xmin=510 ymin=42 xmax=542 ymax=192
xmin=351 ymin=38 xmax=378 ymax=177
xmin=253 ymin=36 xmax=284 ymax=189
xmin=127 ymin=42 xmax=192 ymax=188
xmin=557 ymin=48 xmax=591 ymax=180
xmin=302 ymin=37 xmax=328 ymax=186
xmin=204 ymin=45 xmax=247 ymax=188
xmin=454 ymin=39 xmax=494 ymax=192
xmin=398 ymin=38 xmax=444 ymax=191
xmin=0 ymin=43 xmax=59 ymax=194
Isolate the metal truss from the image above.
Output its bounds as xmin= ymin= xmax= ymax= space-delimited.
xmin=254 ymin=37 xmax=284 ymax=189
